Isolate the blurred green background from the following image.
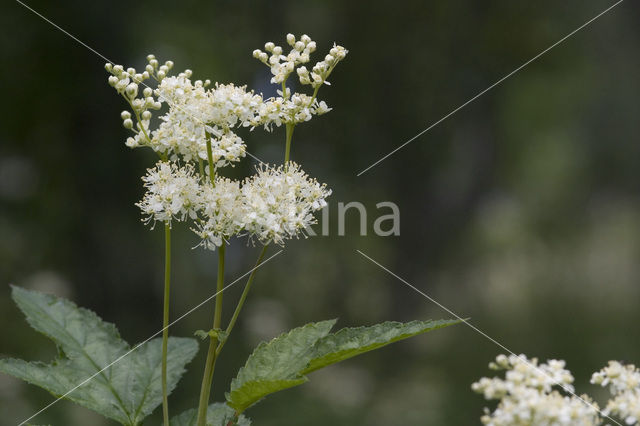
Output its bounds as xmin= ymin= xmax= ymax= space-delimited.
xmin=1 ymin=0 xmax=639 ymax=425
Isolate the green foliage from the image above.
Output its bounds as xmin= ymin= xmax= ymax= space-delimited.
xmin=170 ymin=402 xmax=250 ymax=426
xmin=302 ymin=319 xmax=461 ymax=374
xmin=0 ymin=286 xmax=199 ymax=426
xmin=226 ymin=320 xmax=336 ymax=412
xmin=226 ymin=318 xmax=459 ymax=413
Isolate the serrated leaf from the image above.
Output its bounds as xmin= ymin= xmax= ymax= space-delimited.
xmin=302 ymin=319 xmax=461 ymax=374
xmin=170 ymin=402 xmax=251 ymax=426
xmin=0 ymin=286 xmax=199 ymax=426
xmin=226 ymin=319 xmax=336 ymax=412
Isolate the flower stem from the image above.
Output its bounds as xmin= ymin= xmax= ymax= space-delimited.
xmin=161 ymin=223 xmax=172 ymax=426
xmin=216 ymin=245 xmax=269 ymax=356
xmin=284 ymin=124 xmax=295 ymax=168
xmin=196 ymin=242 xmax=226 ymax=426
xmin=205 ymin=131 xmax=216 ymax=186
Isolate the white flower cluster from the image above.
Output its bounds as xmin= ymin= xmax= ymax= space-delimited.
xmin=592 ymin=361 xmax=640 ymax=424
xmin=135 ymin=161 xmax=329 ymax=249
xmin=240 ymin=162 xmax=331 ymax=245
xmin=136 ymin=161 xmax=202 ymax=227
xmin=107 ymin=34 xmax=346 ymax=249
xmin=192 ymin=177 xmax=244 ymax=250
xmin=472 ymin=354 xmax=601 ymax=426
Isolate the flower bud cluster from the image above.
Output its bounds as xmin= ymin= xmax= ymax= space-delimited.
xmin=473 ymin=354 xmax=601 ymax=426
xmin=296 ymin=43 xmax=348 ymax=88
xmin=106 ymin=56 xmax=169 ymax=148
xmin=253 ymin=33 xmax=317 ymax=84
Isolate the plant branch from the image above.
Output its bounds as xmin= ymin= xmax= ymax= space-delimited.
xmin=196 ymin=242 xmax=226 ymax=426
xmin=216 ymin=245 xmax=269 ymax=356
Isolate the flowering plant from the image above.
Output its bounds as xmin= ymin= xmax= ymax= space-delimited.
xmin=0 ymin=34 xmax=459 ymax=426
xmin=474 ymin=354 xmax=640 ymax=426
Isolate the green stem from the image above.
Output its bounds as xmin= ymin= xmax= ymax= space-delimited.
xmin=196 ymin=242 xmax=226 ymax=426
xmin=205 ymin=131 xmax=216 ymax=186
xmin=284 ymin=124 xmax=295 ymax=168
xmin=161 ymin=223 xmax=171 ymax=426
xmin=216 ymin=246 xmax=269 ymax=356
xmin=198 ymin=157 xmax=205 ymax=179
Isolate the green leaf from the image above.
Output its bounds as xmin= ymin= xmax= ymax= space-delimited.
xmin=170 ymin=402 xmax=251 ymax=426
xmin=302 ymin=319 xmax=462 ymax=374
xmin=226 ymin=319 xmax=336 ymax=412
xmin=0 ymin=286 xmax=199 ymax=426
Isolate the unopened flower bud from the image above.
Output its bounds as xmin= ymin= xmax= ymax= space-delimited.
xmin=264 ymin=42 xmax=275 ymax=52
xmin=253 ymin=49 xmax=262 ymax=58
xmin=108 ymin=75 xmax=119 ymax=86
xmin=143 ymin=87 xmax=153 ymax=97
xmin=105 ymin=63 xmax=113 ymax=72
xmin=294 ymin=41 xmax=304 ymax=51
xmin=120 ymin=110 xmax=131 ymax=120
xmin=301 ymin=34 xmax=311 ymax=44
xmin=286 ymin=33 xmax=295 ymax=46
xmin=149 ymin=59 xmax=159 ymax=68
xmin=146 ymin=54 xmax=156 ymax=61
xmin=142 ymin=110 xmax=152 ymax=120
xmin=125 ymin=83 xmax=138 ymax=99
xmin=165 ymin=60 xmax=174 ymax=69
xmin=123 ymin=118 xmax=133 ymax=129
xmin=127 ymin=67 xmax=136 ymax=76
xmin=157 ymin=70 xmax=166 ymax=80
xmin=113 ymin=64 xmax=124 ymax=74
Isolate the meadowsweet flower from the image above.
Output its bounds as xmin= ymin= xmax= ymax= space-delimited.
xmin=151 ymin=78 xmax=261 ymax=163
xmin=254 ymin=93 xmax=332 ymax=130
xmin=592 ymin=361 xmax=640 ymax=424
xmin=136 ymin=161 xmax=202 ymax=228
xmin=240 ymin=162 xmax=331 ymax=245
xmin=473 ymin=354 xmax=601 ymax=426
xmin=192 ymin=177 xmax=244 ymax=250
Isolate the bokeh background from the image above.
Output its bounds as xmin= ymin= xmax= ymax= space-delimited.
xmin=1 ymin=0 xmax=640 ymax=425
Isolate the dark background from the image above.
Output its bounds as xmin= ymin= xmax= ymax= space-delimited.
xmin=1 ymin=1 xmax=639 ymax=425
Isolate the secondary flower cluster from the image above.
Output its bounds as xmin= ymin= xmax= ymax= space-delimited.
xmin=106 ymin=34 xmax=345 ymax=249
xmin=474 ymin=354 xmax=640 ymax=426
xmin=472 ymin=354 xmax=600 ymax=426
xmin=592 ymin=361 xmax=640 ymax=424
